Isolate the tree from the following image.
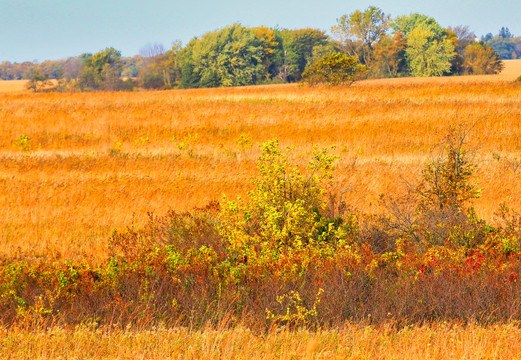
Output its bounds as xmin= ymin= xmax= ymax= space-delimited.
xmin=278 ymin=28 xmax=329 ymax=81
xmin=219 ymin=139 xmax=341 ymax=251
xmin=485 ymin=32 xmax=521 ymax=60
xmin=392 ymin=13 xmax=446 ymax=40
xmin=253 ymin=26 xmax=282 ymax=81
xmin=386 ymin=126 xmax=486 ymax=249
xmin=26 ymin=70 xmax=52 ymax=92
xmin=370 ymin=32 xmax=407 ymax=77
xmin=499 ymin=27 xmax=513 ymax=39
xmin=406 ymin=26 xmax=455 ymax=77
xmin=301 ymin=53 xmax=365 ymax=86
xmin=140 ymin=41 xmax=182 ymax=89
xmin=464 ymin=43 xmax=504 ymax=74
xmin=139 ymin=43 xmax=165 ymax=60
xmin=393 ymin=14 xmax=455 ymax=77
xmin=77 ymin=48 xmax=124 ymax=90
xmin=332 ymin=6 xmax=390 ymax=64
xmin=179 ymin=24 xmax=267 ymax=88
xmin=447 ymin=26 xmax=476 ymax=74
xmin=481 ymin=33 xmax=493 ymax=42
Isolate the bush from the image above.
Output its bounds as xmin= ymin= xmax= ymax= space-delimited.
xmin=301 ymin=53 xmax=366 ymax=86
xmin=3 ymin=135 xmax=521 ymax=329
xmin=382 ymin=125 xmax=489 ymax=250
xmin=26 ymin=71 xmax=52 ymax=92
xmin=219 ymin=139 xmax=353 ymax=253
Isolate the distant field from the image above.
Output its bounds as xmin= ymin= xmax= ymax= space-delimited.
xmin=0 ymin=80 xmax=27 ymax=93
xmin=1 ymin=59 xmax=520 ymax=94
xmin=0 ymin=60 xmax=521 ymax=261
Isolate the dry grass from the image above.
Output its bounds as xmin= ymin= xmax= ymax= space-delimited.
xmin=1 ymin=323 xmax=520 ymax=359
xmin=0 ymin=80 xmax=27 ymax=93
xmin=1 ymin=61 xmax=521 ymax=358
xmin=1 ymin=61 xmax=521 ymax=262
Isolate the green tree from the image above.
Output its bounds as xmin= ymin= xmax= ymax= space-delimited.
xmin=486 ymin=35 xmax=521 ymax=60
xmin=179 ymin=24 xmax=266 ymax=88
xmin=219 ymin=140 xmax=342 ymax=251
xmin=277 ymin=28 xmax=329 ymax=82
xmin=332 ymin=6 xmax=390 ymax=64
xmin=301 ymin=53 xmax=366 ymax=86
xmin=77 ymin=48 xmax=124 ymax=90
xmin=391 ymin=13 xmax=455 ymax=76
xmin=253 ymin=26 xmax=282 ymax=81
xmin=404 ymin=23 xmax=455 ymax=76
xmin=392 ymin=13 xmax=445 ymax=39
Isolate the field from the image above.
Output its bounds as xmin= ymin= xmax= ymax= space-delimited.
xmin=1 ymin=61 xmax=521 ymax=261
xmin=2 ymin=323 xmax=521 ymax=359
xmin=1 ymin=61 xmax=521 ymax=358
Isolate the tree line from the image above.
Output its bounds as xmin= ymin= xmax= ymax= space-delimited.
xmin=1 ymin=6 xmax=510 ymax=91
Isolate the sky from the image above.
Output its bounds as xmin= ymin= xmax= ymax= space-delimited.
xmin=0 ymin=0 xmax=520 ymax=63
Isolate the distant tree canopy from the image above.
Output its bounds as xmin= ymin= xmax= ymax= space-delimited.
xmin=332 ymin=6 xmax=390 ymax=65
xmin=0 ymin=8 xmax=510 ymax=89
xmin=179 ymin=24 xmax=268 ymax=88
xmin=78 ymin=48 xmax=124 ymax=90
xmin=482 ymin=28 xmax=521 ymax=60
xmin=277 ymin=28 xmax=329 ymax=82
xmin=392 ymin=13 xmax=446 ymax=40
xmin=390 ymin=13 xmax=456 ymax=77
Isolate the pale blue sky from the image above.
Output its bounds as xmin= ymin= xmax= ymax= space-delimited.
xmin=0 ymin=0 xmax=519 ymax=62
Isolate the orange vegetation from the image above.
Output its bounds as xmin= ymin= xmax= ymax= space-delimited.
xmin=0 ymin=80 xmax=27 ymax=93
xmin=1 ymin=60 xmax=521 ymax=262
xmin=2 ymin=323 xmax=521 ymax=359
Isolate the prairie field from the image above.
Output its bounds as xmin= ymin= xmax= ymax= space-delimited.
xmin=1 ymin=61 xmax=521 ymax=358
xmin=2 ymin=323 xmax=521 ymax=359
xmin=1 ymin=60 xmax=521 ymax=261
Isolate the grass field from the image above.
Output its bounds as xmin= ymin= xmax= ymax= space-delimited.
xmin=1 ymin=61 xmax=521 ymax=358
xmin=2 ymin=323 xmax=521 ymax=359
xmin=1 ymin=61 xmax=521 ymax=261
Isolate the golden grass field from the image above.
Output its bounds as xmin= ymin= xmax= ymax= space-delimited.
xmin=1 ymin=61 xmax=521 ymax=358
xmin=1 ymin=60 xmax=521 ymax=262
xmin=2 ymin=323 xmax=521 ymax=359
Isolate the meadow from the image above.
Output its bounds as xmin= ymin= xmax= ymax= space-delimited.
xmin=1 ymin=60 xmax=521 ymax=358
xmin=1 ymin=61 xmax=521 ymax=262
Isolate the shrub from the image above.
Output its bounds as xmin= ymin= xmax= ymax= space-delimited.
xmin=301 ymin=53 xmax=366 ymax=86
xmin=382 ymin=126 xmax=488 ymax=250
xmin=219 ymin=139 xmax=355 ymax=253
xmin=26 ymin=71 xmax=52 ymax=92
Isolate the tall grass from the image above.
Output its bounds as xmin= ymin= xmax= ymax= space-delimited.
xmin=1 ymin=74 xmax=521 ymax=261
xmin=2 ymin=63 xmax=521 ymax=357
xmin=2 ymin=323 xmax=521 ymax=359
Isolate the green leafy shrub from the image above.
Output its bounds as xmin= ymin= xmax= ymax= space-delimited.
xmin=219 ymin=139 xmax=354 ymax=254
